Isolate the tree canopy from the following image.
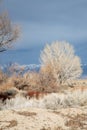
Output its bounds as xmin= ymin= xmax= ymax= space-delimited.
xmin=40 ymin=41 xmax=82 ymax=86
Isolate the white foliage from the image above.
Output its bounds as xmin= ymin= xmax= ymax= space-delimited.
xmin=40 ymin=41 xmax=82 ymax=85
xmin=1 ymin=90 xmax=87 ymax=110
xmin=67 ymin=90 xmax=87 ymax=107
xmin=0 ymin=94 xmax=45 ymax=110
xmin=42 ymin=93 xmax=68 ymax=109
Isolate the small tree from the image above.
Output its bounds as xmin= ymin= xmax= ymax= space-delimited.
xmin=0 ymin=12 xmax=19 ymax=52
xmin=40 ymin=41 xmax=82 ymax=87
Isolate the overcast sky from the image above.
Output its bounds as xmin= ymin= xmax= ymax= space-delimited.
xmin=0 ymin=0 xmax=87 ymax=65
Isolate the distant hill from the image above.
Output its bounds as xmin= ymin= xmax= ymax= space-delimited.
xmin=1 ymin=63 xmax=87 ymax=78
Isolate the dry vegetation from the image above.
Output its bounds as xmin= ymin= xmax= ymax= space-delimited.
xmin=0 ymin=66 xmax=87 ymax=129
xmin=0 ymin=42 xmax=87 ymax=129
xmin=0 ymin=107 xmax=87 ymax=130
xmin=0 ymin=42 xmax=84 ymax=96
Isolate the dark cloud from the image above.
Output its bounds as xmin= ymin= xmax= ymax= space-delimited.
xmin=0 ymin=0 xmax=87 ymax=64
xmin=3 ymin=0 xmax=87 ymax=24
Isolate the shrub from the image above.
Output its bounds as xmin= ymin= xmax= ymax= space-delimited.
xmin=0 ymin=69 xmax=7 ymax=84
xmin=1 ymin=89 xmax=87 ymax=110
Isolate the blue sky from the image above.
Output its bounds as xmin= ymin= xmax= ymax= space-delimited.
xmin=0 ymin=0 xmax=87 ymax=65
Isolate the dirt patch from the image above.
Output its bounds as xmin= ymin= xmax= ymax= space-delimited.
xmin=0 ymin=120 xmax=17 ymax=130
xmin=52 ymin=111 xmax=65 ymax=117
xmin=6 ymin=120 xmax=18 ymax=128
xmin=66 ymin=114 xmax=87 ymax=129
xmin=16 ymin=111 xmax=37 ymax=117
xmin=40 ymin=127 xmax=51 ymax=130
xmin=40 ymin=126 xmax=64 ymax=130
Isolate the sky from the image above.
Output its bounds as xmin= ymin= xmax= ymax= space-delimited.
xmin=0 ymin=0 xmax=87 ymax=65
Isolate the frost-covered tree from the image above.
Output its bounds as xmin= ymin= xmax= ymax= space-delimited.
xmin=40 ymin=41 xmax=82 ymax=86
xmin=0 ymin=12 xmax=19 ymax=52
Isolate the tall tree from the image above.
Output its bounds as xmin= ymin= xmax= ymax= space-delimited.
xmin=40 ymin=41 xmax=82 ymax=86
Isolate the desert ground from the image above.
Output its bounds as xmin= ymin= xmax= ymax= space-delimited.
xmin=0 ymin=107 xmax=87 ymax=130
xmin=0 ymin=83 xmax=87 ymax=130
xmin=0 ymin=70 xmax=87 ymax=130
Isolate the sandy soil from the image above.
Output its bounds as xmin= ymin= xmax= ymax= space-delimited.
xmin=0 ymin=107 xmax=87 ymax=130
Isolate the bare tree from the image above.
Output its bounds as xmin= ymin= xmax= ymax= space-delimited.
xmin=0 ymin=12 xmax=19 ymax=52
xmin=40 ymin=41 xmax=82 ymax=87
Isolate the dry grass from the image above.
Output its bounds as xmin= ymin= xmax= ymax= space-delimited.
xmin=40 ymin=126 xmax=63 ymax=130
xmin=0 ymin=107 xmax=87 ymax=130
xmin=7 ymin=120 xmax=18 ymax=128
xmin=1 ymin=65 xmax=87 ymax=94
xmin=1 ymin=89 xmax=87 ymax=110
xmin=0 ymin=65 xmax=69 ymax=94
xmin=16 ymin=111 xmax=37 ymax=117
xmin=1 ymin=67 xmax=87 ymax=112
xmin=65 ymin=114 xmax=87 ymax=129
xmin=0 ymin=81 xmax=14 ymax=92
xmin=0 ymin=119 xmax=17 ymax=129
xmin=0 ymin=70 xmax=8 ymax=85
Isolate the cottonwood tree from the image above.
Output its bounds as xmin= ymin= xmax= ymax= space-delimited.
xmin=0 ymin=12 xmax=19 ymax=52
xmin=40 ymin=41 xmax=82 ymax=87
